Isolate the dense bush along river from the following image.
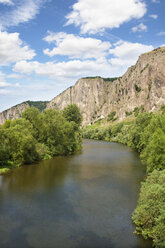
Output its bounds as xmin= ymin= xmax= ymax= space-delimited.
xmin=0 ymin=140 xmax=152 ymax=248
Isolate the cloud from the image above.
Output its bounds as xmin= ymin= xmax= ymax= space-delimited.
xmin=0 ymin=0 xmax=13 ymax=5
xmin=0 ymin=79 xmax=20 ymax=96
xmin=132 ymin=23 xmax=147 ymax=32
xmin=0 ymin=30 xmax=35 ymax=65
xmin=149 ymin=14 xmax=158 ymax=19
xmin=14 ymin=40 xmax=154 ymax=80
xmin=109 ymin=41 xmax=153 ymax=67
xmin=13 ymin=58 xmax=115 ymax=79
xmin=6 ymin=73 xmax=23 ymax=79
xmin=157 ymin=31 xmax=165 ymax=36
xmin=0 ymin=0 xmax=47 ymax=28
xmin=65 ymin=0 xmax=147 ymax=34
xmin=43 ymin=32 xmax=111 ymax=59
xmin=151 ymin=0 xmax=159 ymax=3
xmin=0 ymin=81 xmax=11 ymax=88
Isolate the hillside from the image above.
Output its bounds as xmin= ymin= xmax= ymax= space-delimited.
xmin=0 ymin=101 xmax=48 ymax=125
xmin=0 ymin=46 xmax=165 ymax=126
xmin=47 ymin=46 xmax=165 ymax=125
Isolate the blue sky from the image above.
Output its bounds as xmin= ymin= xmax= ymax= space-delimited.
xmin=0 ymin=0 xmax=165 ymax=111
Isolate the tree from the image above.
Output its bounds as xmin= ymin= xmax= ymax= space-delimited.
xmin=141 ymin=128 xmax=165 ymax=172
xmin=21 ymin=107 xmax=42 ymax=139
xmin=132 ymin=169 xmax=165 ymax=248
xmin=62 ymin=104 xmax=82 ymax=126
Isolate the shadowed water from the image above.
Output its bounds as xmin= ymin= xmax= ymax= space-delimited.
xmin=0 ymin=140 xmax=152 ymax=248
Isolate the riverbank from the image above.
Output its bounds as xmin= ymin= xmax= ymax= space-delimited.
xmin=82 ymin=110 xmax=165 ymax=247
xmin=0 ymin=105 xmax=82 ymax=174
xmin=0 ymin=167 xmax=10 ymax=174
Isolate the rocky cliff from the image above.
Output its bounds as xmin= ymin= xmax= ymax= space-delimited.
xmin=0 ymin=102 xmax=29 ymax=125
xmin=1 ymin=46 xmax=165 ymax=126
xmin=47 ymin=46 xmax=165 ymax=125
xmin=0 ymin=101 xmax=48 ymax=125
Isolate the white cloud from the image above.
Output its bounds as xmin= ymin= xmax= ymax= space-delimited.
xmin=0 ymin=80 xmax=20 ymax=96
xmin=14 ymin=40 xmax=154 ymax=80
xmin=151 ymin=0 xmax=159 ymax=3
xmin=132 ymin=23 xmax=147 ymax=32
xmin=0 ymin=81 xmax=20 ymax=88
xmin=109 ymin=41 xmax=153 ymax=67
xmin=0 ymin=89 xmax=10 ymax=94
xmin=6 ymin=73 xmax=23 ymax=79
xmin=149 ymin=14 xmax=158 ymax=19
xmin=0 ymin=30 xmax=35 ymax=65
xmin=13 ymin=59 xmax=115 ymax=79
xmin=65 ymin=0 xmax=147 ymax=34
xmin=0 ymin=81 xmax=11 ymax=88
xmin=43 ymin=32 xmax=111 ymax=59
xmin=157 ymin=31 xmax=165 ymax=36
xmin=0 ymin=0 xmax=13 ymax=5
xmin=0 ymin=0 xmax=47 ymax=28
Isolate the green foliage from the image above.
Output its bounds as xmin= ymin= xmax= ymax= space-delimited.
xmin=26 ymin=101 xmax=48 ymax=112
xmin=0 ymin=105 xmax=82 ymax=170
xmin=161 ymin=104 xmax=165 ymax=113
xmin=140 ymin=63 xmax=149 ymax=73
xmin=62 ymin=104 xmax=82 ymax=127
xmin=132 ymin=169 xmax=165 ymax=247
xmin=133 ymin=106 xmax=145 ymax=117
xmin=125 ymin=111 xmax=132 ymax=116
xmin=103 ymin=77 xmax=121 ymax=82
xmin=135 ymin=84 xmax=142 ymax=92
xmin=83 ymin=126 xmax=111 ymax=141
xmin=107 ymin=111 xmax=116 ymax=121
xmin=82 ymin=76 xmax=120 ymax=82
xmin=133 ymin=107 xmax=139 ymax=117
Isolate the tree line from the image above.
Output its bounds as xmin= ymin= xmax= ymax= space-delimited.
xmin=0 ymin=104 xmax=82 ymax=171
xmin=83 ymin=110 xmax=165 ymax=247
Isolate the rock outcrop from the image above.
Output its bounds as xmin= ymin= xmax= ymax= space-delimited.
xmin=0 ymin=101 xmax=48 ymax=125
xmin=0 ymin=102 xmax=29 ymax=125
xmin=1 ymin=46 xmax=165 ymax=126
xmin=47 ymin=46 xmax=165 ymax=125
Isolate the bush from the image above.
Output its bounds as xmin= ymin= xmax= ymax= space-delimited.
xmin=107 ymin=111 xmax=116 ymax=121
xmin=132 ymin=169 xmax=165 ymax=248
xmin=135 ymin=84 xmax=141 ymax=92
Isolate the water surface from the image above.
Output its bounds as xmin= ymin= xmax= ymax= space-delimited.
xmin=0 ymin=140 xmax=152 ymax=248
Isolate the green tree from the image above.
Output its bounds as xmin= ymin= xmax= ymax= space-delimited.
xmin=62 ymin=104 xmax=82 ymax=126
xmin=141 ymin=128 xmax=165 ymax=172
xmin=132 ymin=169 xmax=165 ymax=248
xmin=22 ymin=107 xmax=42 ymax=139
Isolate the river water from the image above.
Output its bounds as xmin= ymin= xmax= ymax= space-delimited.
xmin=0 ymin=140 xmax=152 ymax=248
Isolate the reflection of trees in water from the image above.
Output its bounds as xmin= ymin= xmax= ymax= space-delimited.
xmin=1 ymin=156 xmax=72 ymax=193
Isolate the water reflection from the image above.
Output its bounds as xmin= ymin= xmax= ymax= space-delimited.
xmin=0 ymin=140 xmax=152 ymax=248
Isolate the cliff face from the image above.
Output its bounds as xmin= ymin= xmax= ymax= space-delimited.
xmin=0 ymin=102 xmax=29 ymax=125
xmin=0 ymin=101 xmax=48 ymax=125
xmin=1 ymin=46 xmax=165 ymax=126
xmin=47 ymin=46 xmax=165 ymax=125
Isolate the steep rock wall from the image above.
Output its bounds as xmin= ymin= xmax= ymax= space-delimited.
xmin=47 ymin=46 xmax=165 ymax=125
xmin=0 ymin=46 xmax=165 ymax=126
xmin=0 ymin=102 xmax=29 ymax=125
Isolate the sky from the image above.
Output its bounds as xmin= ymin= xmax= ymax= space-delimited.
xmin=0 ymin=0 xmax=165 ymax=112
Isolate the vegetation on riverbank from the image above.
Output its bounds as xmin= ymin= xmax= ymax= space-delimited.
xmin=0 ymin=104 xmax=82 ymax=173
xmin=83 ymin=109 xmax=165 ymax=247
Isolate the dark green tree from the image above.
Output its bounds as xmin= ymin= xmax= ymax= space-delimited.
xmin=62 ymin=104 xmax=82 ymax=126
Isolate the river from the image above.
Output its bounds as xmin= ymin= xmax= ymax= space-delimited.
xmin=0 ymin=140 xmax=152 ymax=248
